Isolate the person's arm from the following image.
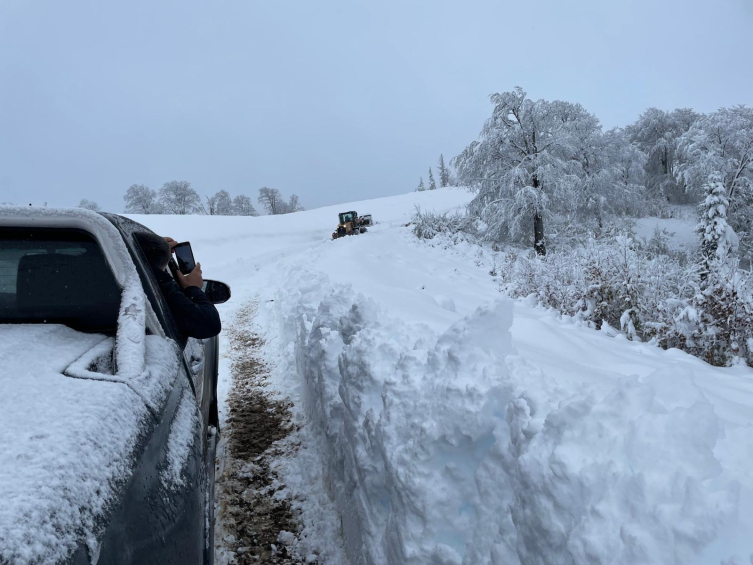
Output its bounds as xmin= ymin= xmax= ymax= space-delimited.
xmin=154 ymin=267 xmax=222 ymax=339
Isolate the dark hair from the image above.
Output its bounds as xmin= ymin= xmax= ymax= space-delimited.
xmin=135 ymin=232 xmax=171 ymax=270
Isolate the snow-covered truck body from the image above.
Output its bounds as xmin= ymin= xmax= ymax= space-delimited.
xmin=0 ymin=207 xmax=225 ymax=565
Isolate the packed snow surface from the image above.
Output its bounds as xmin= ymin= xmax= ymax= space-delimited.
xmin=134 ymin=187 xmax=753 ymax=564
xmin=632 ymin=207 xmax=699 ymax=252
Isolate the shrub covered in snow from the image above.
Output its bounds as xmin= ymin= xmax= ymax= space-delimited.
xmin=494 ymin=234 xmax=753 ymax=367
xmin=412 ymin=186 xmax=753 ymax=367
xmin=411 ymin=205 xmax=476 ymax=242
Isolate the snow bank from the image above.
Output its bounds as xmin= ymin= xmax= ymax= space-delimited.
xmin=274 ymin=268 xmax=744 ymax=565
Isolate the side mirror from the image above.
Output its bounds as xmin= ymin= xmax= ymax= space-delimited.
xmin=202 ymin=280 xmax=231 ymax=304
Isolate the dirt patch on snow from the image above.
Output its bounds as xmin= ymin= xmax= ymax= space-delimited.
xmin=214 ymin=303 xmax=306 ymax=564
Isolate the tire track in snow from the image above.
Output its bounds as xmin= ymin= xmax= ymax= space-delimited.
xmin=214 ymin=302 xmax=306 ymax=564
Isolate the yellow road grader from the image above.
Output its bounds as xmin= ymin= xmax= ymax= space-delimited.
xmin=332 ymin=211 xmax=372 ymax=239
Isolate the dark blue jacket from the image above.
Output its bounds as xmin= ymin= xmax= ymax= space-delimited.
xmin=154 ymin=268 xmax=221 ymax=340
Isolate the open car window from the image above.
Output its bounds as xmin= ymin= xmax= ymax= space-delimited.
xmin=0 ymin=227 xmax=122 ymax=333
xmin=102 ymin=214 xmax=185 ymax=345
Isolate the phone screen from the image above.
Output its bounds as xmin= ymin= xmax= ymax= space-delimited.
xmin=174 ymin=242 xmax=196 ymax=275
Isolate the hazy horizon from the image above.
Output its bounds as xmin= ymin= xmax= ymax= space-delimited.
xmin=1 ymin=0 xmax=751 ymax=212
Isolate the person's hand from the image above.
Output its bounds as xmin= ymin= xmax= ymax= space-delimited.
xmin=177 ymin=262 xmax=203 ymax=289
xmin=164 ymin=237 xmax=178 ymax=252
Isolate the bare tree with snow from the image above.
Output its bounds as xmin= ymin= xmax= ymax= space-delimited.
xmin=287 ymin=194 xmax=305 ymax=213
xmin=124 ymin=184 xmax=160 ymax=214
xmin=453 ymin=87 xmax=601 ymax=254
xmin=232 ymin=194 xmax=258 ymax=216
xmin=159 ymin=181 xmax=201 ymax=215
xmin=626 ymin=107 xmax=699 ymax=204
xmin=257 ymin=187 xmax=285 ymax=215
xmin=206 ymin=190 xmax=234 ymax=215
xmin=603 ymin=129 xmax=647 ymax=214
xmin=77 ymin=199 xmax=101 ymax=211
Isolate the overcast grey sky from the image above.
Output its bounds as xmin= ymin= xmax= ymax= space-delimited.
xmin=1 ymin=0 xmax=751 ymax=212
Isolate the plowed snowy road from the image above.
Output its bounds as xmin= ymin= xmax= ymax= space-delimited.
xmin=133 ymin=187 xmax=753 ymax=565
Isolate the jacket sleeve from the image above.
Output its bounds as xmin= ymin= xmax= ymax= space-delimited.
xmin=154 ymin=269 xmax=222 ymax=339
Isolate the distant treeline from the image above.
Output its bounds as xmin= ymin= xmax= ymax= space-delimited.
xmin=76 ymin=183 xmax=304 ymax=216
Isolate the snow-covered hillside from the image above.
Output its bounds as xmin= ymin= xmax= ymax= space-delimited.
xmin=132 ymin=187 xmax=753 ymax=565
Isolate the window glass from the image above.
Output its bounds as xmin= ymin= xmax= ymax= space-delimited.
xmin=0 ymin=228 xmax=122 ymax=333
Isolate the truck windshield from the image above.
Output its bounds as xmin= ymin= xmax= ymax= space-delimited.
xmin=0 ymin=228 xmax=122 ymax=333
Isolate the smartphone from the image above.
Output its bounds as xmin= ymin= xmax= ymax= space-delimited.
xmin=173 ymin=242 xmax=196 ymax=275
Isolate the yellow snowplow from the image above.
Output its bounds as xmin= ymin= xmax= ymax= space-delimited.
xmin=332 ymin=211 xmax=369 ymax=239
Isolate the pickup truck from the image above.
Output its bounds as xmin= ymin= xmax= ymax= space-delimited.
xmin=0 ymin=206 xmax=229 ymax=565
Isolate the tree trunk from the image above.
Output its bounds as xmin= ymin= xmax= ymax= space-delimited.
xmin=532 ymin=173 xmax=546 ymax=255
xmin=662 ymin=147 xmax=669 ymax=176
xmin=534 ymin=213 xmax=546 ymax=255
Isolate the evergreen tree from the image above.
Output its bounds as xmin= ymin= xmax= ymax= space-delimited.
xmin=417 ymin=177 xmax=426 ymax=192
xmin=679 ymin=106 xmax=753 ymax=262
xmin=697 ymin=174 xmax=738 ymax=279
xmin=438 ymin=154 xmax=450 ymax=187
xmin=428 ymin=169 xmax=437 ymax=190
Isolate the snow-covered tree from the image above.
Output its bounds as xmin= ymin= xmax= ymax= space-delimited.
xmin=232 ymin=194 xmax=258 ymax=216
xmin=626 ymin=107 xmax=699 ymax=203
xmin=206 ymin=190 xmax=234 ymax=215
xmin=78 ymin=199 xmax=100 ymax=211
xmin=417 ymin=177 xmax=426 ymax=192
xmin=124 ymin=184 xmax=160 ymax=214
xmin=258 ymin=187 xmax=285 ymax=215
xmin=679 ymin=107 xmax=753 ymax=202
xmin=697 ymin=174 xmax=738 ymax=278
xmin=287 ymin=194 xmax=305 ymax=213
xmin=678 ymin=106 xmax=753 ymax=263
xmin=159 ymin=181 xmax=201 ymax=215
xmin=438 ymin=154 xmax=450 ymax=187
xmin=602 ymin=128 xmax=648 ymax=216
xmin=453 ymin=87 xmax=602 ymax=254
xmin=428 ymin=169 xmax=437 ymax=190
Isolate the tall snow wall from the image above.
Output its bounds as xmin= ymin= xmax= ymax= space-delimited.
xmin=275 ymin=270 xmax=739 ymax=565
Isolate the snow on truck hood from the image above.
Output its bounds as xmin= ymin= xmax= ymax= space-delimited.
xmin=0 ymin=324 xmax=179 ymax=565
